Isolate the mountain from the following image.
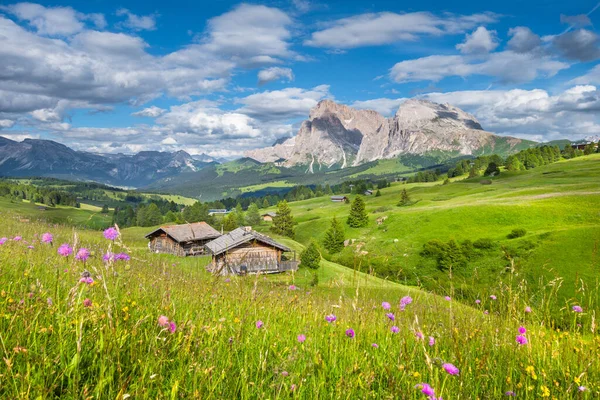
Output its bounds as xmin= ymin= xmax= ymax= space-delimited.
xmin=0 ymin=138 xmax=210 ymax=187
xmin=246 ymin=99 xmax=535 ymax=170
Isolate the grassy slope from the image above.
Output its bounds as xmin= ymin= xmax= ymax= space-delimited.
xmin=259 ymin=154 xmax=600 ymax=307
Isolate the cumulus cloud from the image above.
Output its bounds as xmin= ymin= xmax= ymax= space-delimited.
xmin=422 ymin=85 xmax=600 ymax=140
xmin=304 ymin=11 xmax=498 ymax=48
xmin=390 ymin=51 xmax=568 ymax=84
xmin=553 ymin=29 xmax=600 ymax=62
xmin=132 ymin=106 xmax=166 ymax=118
xmin=1 ymin=2 xmax=104 ymax=35
xmin=351 ymin=98 xmax=407 ymax=116
xmin=236 ymin=85 xmax=330 ymax=120
xmin=507 ymin=27 xmax=542 ymax=53
xmin=116 ymin=8 xmax=157 ymax=31
xmin=0 ymin=120 xmax=16 ymax=129
xmin=571 ymin=64 xmax=600 ymax=85
xmin=258 ymin=67 xmax=294 ymax=85
xmin=456 ymin=27 xmax=499 ymax=54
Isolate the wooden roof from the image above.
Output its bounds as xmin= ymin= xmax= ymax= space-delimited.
xmin=205 ymin=227 xmax=290 ymax=256
xmin=145 ymin=222 xmax=221 ymax=243
xmin=262 ymin=212 xmax=277 ymax=217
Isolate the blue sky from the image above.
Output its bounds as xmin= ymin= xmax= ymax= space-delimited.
xmin=0 ymin=0 xmax=599 ymax=157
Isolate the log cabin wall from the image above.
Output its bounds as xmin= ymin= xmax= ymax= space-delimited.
xmin=213 ymin=242 xmax=282 ymax=274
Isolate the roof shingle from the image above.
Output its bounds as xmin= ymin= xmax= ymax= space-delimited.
xmin=205 ymin=227 xmax=290 ymax=256
xmin=145 ymin=222 xmax=221 ymax=243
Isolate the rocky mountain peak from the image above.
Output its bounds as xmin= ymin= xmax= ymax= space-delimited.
xmin=394 ymin=99 xmax=483 ymax=131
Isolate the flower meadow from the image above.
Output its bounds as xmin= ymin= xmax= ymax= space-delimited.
xmin=0 ymin=218 xmax=598 ymax=399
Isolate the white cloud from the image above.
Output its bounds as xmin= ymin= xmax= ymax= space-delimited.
xmin=390 ymin=51 xmax=568 ymax=84
xmin=161 ymin=137 xmax=177 ymax=145
xmin=351 ymin=98 xmax=407 ymax=116
xmin=571 ymin=64 xmax=600 ymax=85
xmin=258 ymin=67 xmax=294 ymax=85
xmin=116 ymin=8 xmax=157 ymax=31
xmin=132 ymin=106 xmax=166 ymax=118
xmin=304 ymin=11 xmax=498 ymax=48
xmin=422 ymin=85 xmax=600 ymax=140
xmin=236 ymin=85 xmax=330 ymax=120
xmin=456 ymin=27 xmax=498 ymax=54
xmin=507 ymin=27 xmax=541 ymax=53
xmin=1 ymin=2 xmax=104 ymax=35
xmin=553 ymin=29 xmax=600 ymax=62
xmin=0 ymin=119 xmax=16 ymax=129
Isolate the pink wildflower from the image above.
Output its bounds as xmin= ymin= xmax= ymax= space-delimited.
xmin=490 ymin=295 xmax=497 ymax=300
xmin=418 ymin=383 xmax=435 ymax=396
xmin=415 ymin=331 xmax=424 ymax=340
xmin=256 ymin=320 xmax=264 ymax=329
xmin=428 ymin=336 xmax=435 ymax=346
xmin=516 ymin=335 xmax=528 ymax=345
xmin=518 ymin=326 xmax=526 ymax=334
xmin=83 ymin=298 xmax=92 ymax=307
xmin=525 ymin=306 xmax=532 ymax=313
xmin=58 ymin=243 xmax=73 ymax=257
xmin=75 ymin=248 xmax=90 ymax=262
xmin=345 ymin=328 xmax=355 ymax=338
xmin=297 ymin=334 xmax=306 ymax=343
xmin=442 ymin=363 xmax=460 ymax=375
xmin=386 ymin=312 xmax=395 ymax=321
xmin=391 ymin=326 xmax=400 ymax=333
xmin=168 ymin=321 xmax=177 ymax=333
xmin=41 ymin=232 xmax=53 ymax=244
xmin=382 ymin=301 xmax=391 ymax=310
xmin=325 ymin=314 xmax=336 ymax=323
xmin=444 ymin=296 xmax=451 ymax=301
xmin=158 ymin=315 xmax=169 ymax=327
xmin=103 ymin=227 xmax=119 ymax=240
xmin=79 ymin=277 xmax=94 ymax=284
xmin=13 ymin=236 xmax=22 ymax=241
xmin=0 ymin=237 xmax=7 ymax=245
xmin=475 ymin=299 xmax=481 ymax=304
xmin=288 ymin=285 xmax=296 ymax=291
xmin=372 ymin=343 xmax=379 ymax=348
xmin=572 ymin=305 xmax=583 ymax=313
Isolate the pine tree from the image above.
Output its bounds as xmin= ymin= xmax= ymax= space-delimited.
xmin=145 ymin=203 xmax=163 ymax=226
xmin=245 ymin=203 xmax=261 ymax=226
xmin=262 ymin=198 xmax=270 ymax=209
xmin=346 ymin=196 xmax=368 ymax=227
xmin=375 ymin=189 xmax=382 ymax=197
xmin=101 ymin=204 xmax=109 ymax=214
xmin=271 ymin=200 xmax=295 ymax=238
xmin=398 ymin=189 xmax=411 ymax=206
xmin=323 ymin=216 xmax=345 ymax=254
xmin=222 ymin=212 xmax=238 ymax=231
xmin=300 ymin=240 xmax=321 ymax=270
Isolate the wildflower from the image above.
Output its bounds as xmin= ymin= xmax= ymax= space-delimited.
xmin=0 ymin=237 xmax=7 ymax=245
xmin=75 ymin=248 xmax=90 ymax=262
xmin=224 ymin=278 xmax=231 ymax=283
xmin=57 ymin=243 xmax=73 ymax=257
xmin=444 ymin=296 xmax=451 ymax=301
xmin=297 ymin=334 xmax=306 ymax=343
xmin=484 ymin=310 xmax=489 ymax=315
xmin=572 ymin=305 xmax=583 ymax=313
xmin=372 ymin=343 xmax=379 ymax=348
xmin=475 ymin=299 xmax=481 ymax=304
xmin=400 ymin=296 xmax=412 ymax=306
xmin=168 ymin=321 xmax=177 ymax=333
xmin=288 ymin=285 xmax=296 ymax=291
xmin=382 ymin=301 xmax=391 ymax=310
xmin=281 ymin=371 xmax=289 ymax=377
xmin=345 ymin=328 xmax=355 ymax=338
xmin=386 ymin=312 xmax=395 ymax=321
xmin=391 ymin=326 xmax=400 ymax=333
xmin=103 ymin=252 xmax=114 ymax=262
xmin=256 ymin=320 xmax=264 ymax=329
xmin=158 ymin=315 xmax=169 ymax=327
xmin=13 ymin=236 xmax=22 ymax=241
xmin=518 ymin=326 xmax=526 ymax=334
xmin=415 ymin=331 xmax=424 ymax=340
xmin=505 ymin=391 xmax=516 ymax=396
xmin=490 ymin=295 xmax=497 ymax=300
xmin=525 ymin=306 xmax=532 ymax=313
xmin=47 ymin=297 xmax=53 ymax=306
xmin=115 ymin=252 xmax=130 ymax=261
xmin=290 ymin=384 xmax=296 ymax=391
xmin=325 ymin=314 xmax=337 ymax=323
xmin=442 ymin=363 xmax=460 ymax=375
xmin=79 ymin=277 xmax=94 ymax=285
xmin=417 ymin=383 xmax=435 ymax=397
xmin=578 ymin=386 xmax=587 ymax=392
xmin=103 ymin=227 xmax=119 ymax=241
xmin=428 ymin=336 xmax=435 ymax=346
xmin=540 ymin=385 xmax=550 ymax=397
xmin=516 ymin=335 xmax=528 ymax=345
xmin=28 ymin=245 xmax=34 ymax=249
xmin=41 ymin=232 xmax=53 ymax=244
xmin=83 ymin=298 xmax=92 ymax=307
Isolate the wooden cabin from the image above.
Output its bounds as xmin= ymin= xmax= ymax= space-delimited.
xmin=364 ymin=190 xmax=373 ymax=196
xmin=261 ymin=212 xmax=277 ymax=222
xmin=331 ymin=195 xmax=348 ymax=202
xmin=145 ymin=222 xmax=221 ymax=256
xmin=205 ymin=227 xmax=298 ymax=275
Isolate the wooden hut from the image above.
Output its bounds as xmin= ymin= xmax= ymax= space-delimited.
xmin=145 ymin=222 xmax=221 ymax=256
xmin=205 ymin=227 xmax=298 ymax=275
xmin=331 ymin=195 xmax=348 ymax=202
xmin=261 ymin=212 xmax=277 ymax=222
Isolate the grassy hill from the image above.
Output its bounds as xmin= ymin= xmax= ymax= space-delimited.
xmin=259 ymin=154 xmax=600 ymax=310
xmin=0 ymin=211 xmax=597 ymax=397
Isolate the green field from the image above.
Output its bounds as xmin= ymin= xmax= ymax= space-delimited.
xmin=259 ymin=154 xmax=600 ymax=309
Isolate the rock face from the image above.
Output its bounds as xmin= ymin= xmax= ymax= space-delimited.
xmin=0 ymin=138 xmax=210 ymax=187
xmin=246 ymin=99 xmax=529 ymax=169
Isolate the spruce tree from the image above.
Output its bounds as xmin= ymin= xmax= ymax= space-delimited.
xmin=323 ymin=216 xmax=345 ymax=254
xmin=245 ymin=203 xmax=261 ymax=226
xmin=375 ymin=189 xmax=382 ymax=197
xmin=222 ymin=212 xmax=238 ymax=232
xmin=300 ymin=239 xmax=321 ymax=270
xmin=346 ymin=196 xmax=368 ymax=227
xmin=398 ymin=189 xmax=411 ymax=206
xmin=271 ymin=200 xmax=295 ymax=238
xmin=262 ymin=198 xmax=270 ymax=209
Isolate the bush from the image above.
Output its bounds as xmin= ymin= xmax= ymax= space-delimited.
xmin=479 ymin=179 xmax=492 ymax=185
xmin=301 ymin=240 xmax=322 ymax=269
xmin=473 ymin=238 xmax=496 ymax=250
xmin=507 ymin=228 xmax=527 ymax=239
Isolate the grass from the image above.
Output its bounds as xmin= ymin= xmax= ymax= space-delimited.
xmin=259 ymin=154 xmax=600 ymax=310
xmin=0 ymin=215 xmax=598 ymax=398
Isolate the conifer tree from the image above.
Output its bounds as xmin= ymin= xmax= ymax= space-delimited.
xmin=323 ymin=216 xmax=345 ymax=254
xmin=271 ymin=200 xmax=295 ymax=238
xmin=222 ymin=212 xmax=238 ymax=231
xmin=346 ymin=196 xmax=368 ymax=227
xmin=398 ymin=189 xmax=411 ymax=206
xmin=245 ymin=203 xmax=261 ymax=226
xmin=300 ymin=239 xmax=321 ymax=270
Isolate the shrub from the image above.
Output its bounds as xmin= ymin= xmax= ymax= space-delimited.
xmin=479 ymin=179 xmax=492 ymax=185
xmin=301 ymin=240 xmax=321 ymax=269
xmin=473 ymin=238 xmax=496 ymax=250
xmin=507 ymin=228 xmax=527 ymax=239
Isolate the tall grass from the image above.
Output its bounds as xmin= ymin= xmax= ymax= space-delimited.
xmin=0 ymin=215 xmax=597 ymax=398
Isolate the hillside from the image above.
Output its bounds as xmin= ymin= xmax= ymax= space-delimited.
xmin=259 ymin=154 xmax=600 ymax=309
xmin=0 ymin=210 xmax=597 ymax=397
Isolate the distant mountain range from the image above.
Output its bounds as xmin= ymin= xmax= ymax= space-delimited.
xmin=0 ymin=136 xmax=211 ymax=187
xmin=246 ymin=99 xmax=535 ymax=170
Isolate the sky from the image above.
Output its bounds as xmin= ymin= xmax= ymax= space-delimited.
xmin=1 ymin=0 xmax=599 ymax=158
